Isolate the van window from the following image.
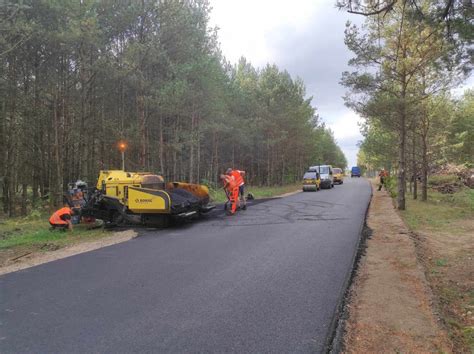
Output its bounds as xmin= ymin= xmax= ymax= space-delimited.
xmin=333 ymin=168 xmax=342 ymax=174
xmin=303 ymin=172 xmax=318 ymax=179
xmin=315 ymin=166 xmax=329 ymax=174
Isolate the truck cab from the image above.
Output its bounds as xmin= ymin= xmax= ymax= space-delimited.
xmin=333 ymin=168 xmax=344 ymax=184
xmin=351 ymin=166 xmax=361 ymax=178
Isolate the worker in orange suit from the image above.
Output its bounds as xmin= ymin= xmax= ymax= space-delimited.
xmin=227 ymin=168 xmax=246 ymax=210
xmin=378 ymin=168 xmax=389 ymax=191
xmin=220 ymin=173 xmax=239 ymax=215
xmin=49 ymin=206 xmax=74 ymax=231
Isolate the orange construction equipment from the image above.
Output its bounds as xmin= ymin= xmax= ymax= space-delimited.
xmin=49 ymin=207 xmax=73 ymax=230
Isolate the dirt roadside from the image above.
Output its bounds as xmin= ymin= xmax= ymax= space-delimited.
xmin=0 ymin=229 xmax=137 ymax=276
xmin=343 ymin=182 xmax=452 ymax=352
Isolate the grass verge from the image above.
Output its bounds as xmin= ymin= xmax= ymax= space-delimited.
xmin=209 ymin=184 xmax=301 ymax=203
xmin=0 ymin=215 xmax=105 ymax=250
xmin=399 ymin=187 xmax=474 ymax=352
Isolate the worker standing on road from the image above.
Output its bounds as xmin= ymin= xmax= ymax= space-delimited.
xmin=49 ymin=206 xmax=74 ymax=231
xmin=227 ymin=168 xmax=246 ymax=210
xmin=220 ymin=173 xmax=239 ymax=215
xmin=378 ymin=168 xmax=388 ymax=191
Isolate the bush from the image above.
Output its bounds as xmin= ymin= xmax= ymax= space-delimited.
xmin=384 ymin=176 xmax=397 ymax=198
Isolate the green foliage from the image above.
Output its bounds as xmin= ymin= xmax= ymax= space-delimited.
xmin=0 ymin=216 xmax=104 ymax=249
xmin=343 ymin=0 xmax=471 ymax=210
xmin=0 ymin=0 xmax=348 ymax=216
xmin=444 ymin=90 xmax=474 ymax=164
xmin=383 ymin=176 xmax=397 ymax=198
xmin=312 ymin=125 xmax=348 ymax=169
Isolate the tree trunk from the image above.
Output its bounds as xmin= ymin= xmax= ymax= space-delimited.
xmin=21 ymin=183 xmax=27 ymax=216
xmin=412 ymin=130 xmax=417 ymax=199
xmin=267 ymin=140 xmax=271 ymax=186
xmin=189 ymin=112 xmax=195 ymax=183
xmin=197 ymin=120 xmax=201 ymax=183
xmin=422 ymin=135 xmax=428 ymax=201
xmin=159 ymin=114 xmax=164 ymax=175
xmin=51 ymin=94 xmax=63 ymax=211
xmin=397 ymin=102 xmax=406 ymax=210
xmin=137 ymin=90 xmax=146 ymax=169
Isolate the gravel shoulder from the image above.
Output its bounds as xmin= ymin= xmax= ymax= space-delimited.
xmin=343 ymin=182 xmax=451 ymax=352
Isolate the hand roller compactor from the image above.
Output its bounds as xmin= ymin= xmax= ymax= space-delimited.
xmin=81 ymin=170 xmax=215 ymax=227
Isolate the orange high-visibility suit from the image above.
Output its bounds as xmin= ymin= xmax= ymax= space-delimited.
xmin=222 ymin=175 xmax=239 ymax=214
xmin=230 ymin=170 xmax=244 ymax=187
xmin=49 ymin=207 xmax=73 ymax=229
xmin=230 ymin=169 xmax=246 ymax=207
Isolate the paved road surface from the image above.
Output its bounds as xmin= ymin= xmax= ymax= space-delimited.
xmin=1 ymin=178 xmax=371 ymax=353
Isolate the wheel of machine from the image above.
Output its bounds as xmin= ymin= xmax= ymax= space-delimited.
xmin=340 ymin=181 xmax=343 ymax=184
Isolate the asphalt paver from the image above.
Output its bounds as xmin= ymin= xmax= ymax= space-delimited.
xmin=0 ymin=177 xmax=371 ymax=353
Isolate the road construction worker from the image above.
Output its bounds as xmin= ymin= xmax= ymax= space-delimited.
xmin=226 ymin=168 xmax=246 ymax=210
xmin=378 ymin=168 xmax=389 ymax=191
xmin=220 ymin=173 xmax=239 ymax=215
xmin=49 ymin=206 xmax=74 ymax=231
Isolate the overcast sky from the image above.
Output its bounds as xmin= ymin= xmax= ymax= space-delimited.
xmin=209 ymin=0 xmax=365 ymax=167
xmin=209 ymin=0 xmax=473 ymax=169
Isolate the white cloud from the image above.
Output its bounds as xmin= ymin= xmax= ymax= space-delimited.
xmin=326 ymin=111 xmax=363 ymax=167
xmin=209 ymin=0 xmax=321 ymax=66
xmin=451 ymin=75 xmax=474 ymax=97
xmin=328 ymin=111 xmax=362 ymax=142
xmin=209 ymin=0 xmax=364 ymax=167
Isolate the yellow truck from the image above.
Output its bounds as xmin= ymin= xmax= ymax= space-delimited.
xmin=81 ymin=170 xmax=214 ymax=227
xmin=332 ymin=168 xmax=344 ymax=185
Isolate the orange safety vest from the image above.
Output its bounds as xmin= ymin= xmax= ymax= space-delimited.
xmin=49 ymin=207 xmax=72 ymax=225
xmin=231 ymin=170 xmax=244 ymax=186
xmin=223 ymin=175 xmax=238 ymax=191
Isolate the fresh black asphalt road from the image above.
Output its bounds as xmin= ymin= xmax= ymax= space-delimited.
xmin=1 ymin=177 xmax=371 ymax=353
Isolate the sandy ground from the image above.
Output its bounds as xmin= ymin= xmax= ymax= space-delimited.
xmin=0 ymin=229 xmax=137 ymax=276
xmin=343 ymin=183 xmax=452 ymax=353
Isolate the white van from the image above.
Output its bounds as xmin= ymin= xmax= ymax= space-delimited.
xmin=309 ymin=165 xmax=334 ymax=189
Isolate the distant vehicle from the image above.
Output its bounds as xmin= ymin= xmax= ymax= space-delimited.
xmin=309 ymin=165 xmax=334 ymax=189
xmin=333 ymin=168 xmax=344 ymax=184
xmin=302 ymin=170 xmax=321 ymax=191
xmin=351 ymin=166 xmax=361 ymax=178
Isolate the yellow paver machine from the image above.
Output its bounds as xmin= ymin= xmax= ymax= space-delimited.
xmin=81 ymin=170 xmax=215 ymax=227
